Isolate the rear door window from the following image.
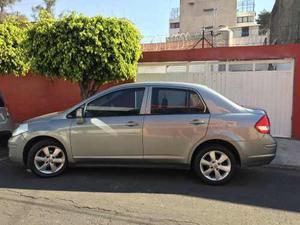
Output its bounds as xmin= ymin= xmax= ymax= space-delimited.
xmin=151 ymin=88 xmax=206 ymax=115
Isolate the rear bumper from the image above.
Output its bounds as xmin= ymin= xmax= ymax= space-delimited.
xmin=246 ymin=146 xmax=276 ymax=167
xmin=239 ymin=136 xmax=277 ymax=167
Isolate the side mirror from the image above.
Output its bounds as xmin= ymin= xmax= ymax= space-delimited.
xmin=76 ymin=108 xmax=85 ymax=124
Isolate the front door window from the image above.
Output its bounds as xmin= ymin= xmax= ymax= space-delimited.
xmin=86 ymin=88 xmax=145 ymax=117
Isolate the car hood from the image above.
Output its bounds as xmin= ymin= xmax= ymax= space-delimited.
xmin=26 ymin=111 xmax=65 ymax=123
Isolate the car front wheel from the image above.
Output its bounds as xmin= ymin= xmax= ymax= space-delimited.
xmin=27 ymin=140 xmax=68 ymax=177
xmin=192 ymin=144 xmax=237 ymax=185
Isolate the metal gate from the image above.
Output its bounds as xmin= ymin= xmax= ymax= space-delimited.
xmin=137 ymin=59 xmax=294 ymax=137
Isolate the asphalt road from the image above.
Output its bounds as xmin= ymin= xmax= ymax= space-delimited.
xmin=0 ymin=145 xmax=299 ymax=225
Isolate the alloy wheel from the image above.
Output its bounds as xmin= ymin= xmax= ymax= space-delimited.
xmin=199 ymin=150 xmax=232 ymax=181
xmin=33 ymin=146 xmax=66 ymax=175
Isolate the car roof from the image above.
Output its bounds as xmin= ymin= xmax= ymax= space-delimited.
xmin=116 ymin=82 xmax=206 ymax=90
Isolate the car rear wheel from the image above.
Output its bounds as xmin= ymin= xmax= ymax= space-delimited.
xmin=27 ymin=140 xmax=68 ymax=177
xmin=192 ymin=144 xmax=237 ymax=185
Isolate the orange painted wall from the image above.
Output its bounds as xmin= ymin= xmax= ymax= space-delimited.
xmin=0 ymin=74 xmax=81 ymax=123
xmin=0 ymin=74 xmax=129 ymax=123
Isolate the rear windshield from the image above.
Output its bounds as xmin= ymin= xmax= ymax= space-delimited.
xmin=0 ymin=93 xmax=4 ymax=107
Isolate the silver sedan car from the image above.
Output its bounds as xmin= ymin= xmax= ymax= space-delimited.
xmin=9 ymin=82 xmax=276 ymax=185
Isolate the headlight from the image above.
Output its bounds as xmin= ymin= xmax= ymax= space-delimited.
xmin=12 ymin=123 xmax=29 ymax=137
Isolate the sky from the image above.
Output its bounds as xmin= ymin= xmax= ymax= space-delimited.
xmin=8 ymin=0 xmax=276 ymax=39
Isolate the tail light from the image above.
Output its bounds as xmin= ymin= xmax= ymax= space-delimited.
xmin=255 ymin=115 xmax=270 ymax=134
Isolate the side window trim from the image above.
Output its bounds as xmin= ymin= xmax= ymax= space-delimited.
xmin=140 ymin=86 xmax=150 ymax=115
xmin=83 ymin=87 xmax=147 ymax=117
xmin=147 ymin=86 xmax=208 ymax=115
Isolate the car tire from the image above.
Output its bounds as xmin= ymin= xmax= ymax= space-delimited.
xmin=27 ymin=139 xmax=68 ymax=178
xmin=192 ymin=144 xmax=237 ymax=185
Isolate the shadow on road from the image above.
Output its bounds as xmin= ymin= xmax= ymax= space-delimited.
xmin=0 ymin=147 xmax=299 ymax=213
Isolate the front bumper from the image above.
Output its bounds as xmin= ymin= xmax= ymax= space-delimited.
xmin=8 ymin=134 xmax=27 ymax=165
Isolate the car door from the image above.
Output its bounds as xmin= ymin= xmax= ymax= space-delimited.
xmin=70 ymin=87 xmax=146 ymax=160
xmin=143 ymin=87 xmax=210 ymax=163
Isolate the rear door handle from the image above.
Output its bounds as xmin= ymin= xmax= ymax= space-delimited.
xmin=190 ymin=119 xmax=206 ymax=125
xmin=125 ymin=121 xmax=139 ymax=127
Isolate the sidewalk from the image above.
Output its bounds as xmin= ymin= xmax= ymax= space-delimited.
xmin=271 ymin=138 xmax=300 ymax=169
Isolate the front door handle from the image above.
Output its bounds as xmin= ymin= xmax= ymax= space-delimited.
xmin=190 ymin=119 xmax=206 ymax=125
xmin=125 ymin=121 xmax=139 ymax=127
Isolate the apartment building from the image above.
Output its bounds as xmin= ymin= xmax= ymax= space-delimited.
xmin=169 ymin=0 xmax=267 ymax=47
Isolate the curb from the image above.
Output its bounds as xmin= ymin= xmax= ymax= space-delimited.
xmin=266 ymin=164 xmax=300 ymax=171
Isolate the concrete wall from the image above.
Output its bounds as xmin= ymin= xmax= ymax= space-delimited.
xmin=270 ymin=0 xmax=300 ymax=44
xmin=180 ymin=0 xmax=237 ymax=34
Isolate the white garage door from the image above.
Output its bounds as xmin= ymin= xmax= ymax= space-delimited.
xmin=137 ymin=59 xmax=294 ymax=137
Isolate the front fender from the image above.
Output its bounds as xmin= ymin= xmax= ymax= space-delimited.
xmin=22 ymin=119 xmax=75 ymax=163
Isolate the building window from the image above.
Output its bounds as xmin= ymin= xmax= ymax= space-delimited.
xmin=166 ymin=65 xmax=187 ymax=73
xmin=237 ymin=0 xmax=255 ymax=12
xmin=255 ymin=63 xmax=292 ymax=71
xmin=210 ymin=64 xmax=226 ymax=72
xmin=229 ymin=64 xmax=253 ymax=72
xmin=248 ymin=16 xmax=254 ymax=22
xmin=205 ymin=26 xmax=213 ymax=30
xmin=170 ymin=22 xmax=180 ymax=29
xmin=203 ymin=8 xmax=214 ymax=12
xmin=241 ymin=27 xmax=249 ymax=37
xmin=237 ymin=16 xmax=254 ymax=23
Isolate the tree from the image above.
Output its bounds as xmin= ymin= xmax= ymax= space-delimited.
xmin=256 ymin=10 xmax=271 ymax=35
xmin=0 ymin=0 xmax=21 ymax=22
xmin=32 ymin=0 xmax=57 ymax=19
xmin=0 ymin=0 xmax=19 ymax=13
xmin=26 ymin=12 xmax=142 ymax=99
xmin=0 ymin=16 xmax=29 ymax=75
